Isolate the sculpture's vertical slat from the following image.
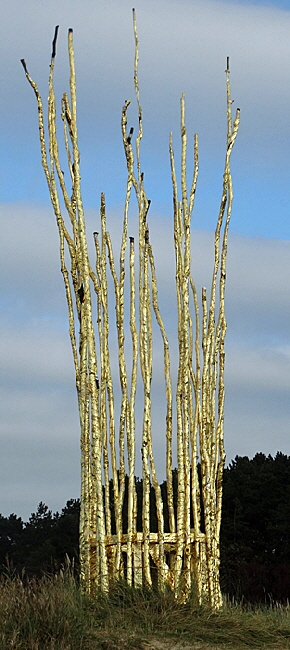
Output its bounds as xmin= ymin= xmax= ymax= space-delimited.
xmin=94 ymin=226 xmax=111 ymax=540
xmin=68 ymin=29 xmax=108 ymax=592
xmin=105 ymin=234 xmax=123 ymax=576
xmin=127 ymin=236 xmax=138 ymax=585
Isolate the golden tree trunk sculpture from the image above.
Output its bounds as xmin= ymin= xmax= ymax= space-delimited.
xmin=21 ymin=14 xmax=240 ymax=608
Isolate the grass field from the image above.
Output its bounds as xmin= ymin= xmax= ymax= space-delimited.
xmin=1 ymin=566 xmax=290 ymax=650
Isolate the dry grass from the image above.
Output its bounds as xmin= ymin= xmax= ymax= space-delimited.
xmin=0 ymin=567 xmax=290 ymax=649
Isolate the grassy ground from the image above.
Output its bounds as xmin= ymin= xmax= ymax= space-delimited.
xmin=0 ymin=568 xmax=290 ymax=650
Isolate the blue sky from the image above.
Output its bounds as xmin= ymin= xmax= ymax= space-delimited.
xmin=0 ymin=0 xmax=289 ymax=520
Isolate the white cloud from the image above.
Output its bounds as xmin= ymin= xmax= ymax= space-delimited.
xmin=226 ymin=342 xmax=290 ymax=391
xmin=0 ymin=324 xmax=74 ymax=383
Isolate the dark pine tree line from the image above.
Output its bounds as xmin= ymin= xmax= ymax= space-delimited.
xmin=1 ymin=452 xmax=290 ymax=603
xmin=0 ymin=499 xmax=80 ymax=577
xmin=221 ymin=451 xmax=290 ymax=602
